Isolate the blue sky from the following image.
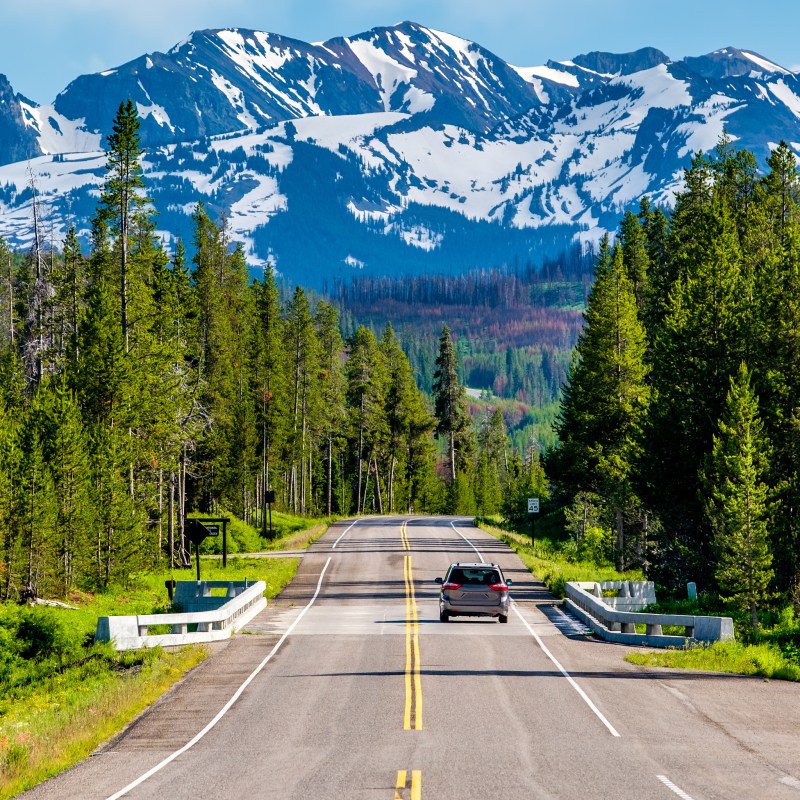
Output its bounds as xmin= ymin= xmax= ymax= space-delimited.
xmin=6 ymin=0 xmax=800 ymax=103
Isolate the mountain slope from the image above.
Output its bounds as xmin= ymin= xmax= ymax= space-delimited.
xmin=45 ymin=22 xmax=564 ymax=147
xmin=1 ymin=24 xmax=800 ymax=285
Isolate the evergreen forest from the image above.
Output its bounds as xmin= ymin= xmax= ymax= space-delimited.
xmin=4 ymin=97 xmax=800 ymax=634
xmin=548 ymin=135 xmax=800 ymax=626
xmin=0 ymin=102 xmax=543 ymax=602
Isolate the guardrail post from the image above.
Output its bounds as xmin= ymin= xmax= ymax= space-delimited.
xmin=646 ymin=623 xmax=663 ymax=636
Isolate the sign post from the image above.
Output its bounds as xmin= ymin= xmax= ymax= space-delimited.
xmin=263 ymin=490 xmax=275 ymax=539
xmin=527 ymin=497 xmax=540 ymax=547
xmin=183 ymin=517 xmax=229 ymax=578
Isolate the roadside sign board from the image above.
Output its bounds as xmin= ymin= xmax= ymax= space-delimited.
xmin=184 ymin=519 xmax=220 ymax=545
xmin=528 ymin=497 xmax=539 ymax=514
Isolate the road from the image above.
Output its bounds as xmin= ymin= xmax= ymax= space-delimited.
xmin=22 ymin=517 xmax=800 ymax=800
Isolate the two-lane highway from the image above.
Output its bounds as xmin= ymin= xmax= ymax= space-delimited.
xmin=21 ymin=517 xmax=800 ymax=799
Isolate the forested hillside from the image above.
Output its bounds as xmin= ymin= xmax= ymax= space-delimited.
xmin=549 ymin=135 xmax=800 ymax=624
xmin=0 ymin=102 xmax=544 ymax=602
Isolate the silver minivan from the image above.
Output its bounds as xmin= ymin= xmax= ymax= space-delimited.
xmin=435 ymin=563 xmax=512 ymax=623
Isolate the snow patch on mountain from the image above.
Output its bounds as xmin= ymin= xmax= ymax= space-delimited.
xmin=23 ymin=104 xmax=102 ymax=154
xmin=768 ymin=79 xmax=800 ymax=117
xmin=347 ymin=38 xmax=417 ymax=112
xmin=514 ymin=65 xmax=580 ymax=89
xmin=742 ymin=50 xmax=791 ymax=75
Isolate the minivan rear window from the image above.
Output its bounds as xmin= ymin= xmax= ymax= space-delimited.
xmin=449 ymin=568 xmax=501 ymax=585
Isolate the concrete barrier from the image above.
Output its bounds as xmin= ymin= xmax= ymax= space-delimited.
xmin=95 ymin=580 xmax=267 ymax=651
xmin=586 ymin=580 xmax=657 ymax=611
xmin=565 ymin=581 xmax=735 ymax=648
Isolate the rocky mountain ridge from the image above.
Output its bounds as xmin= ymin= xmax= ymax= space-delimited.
xmin=0 ymin=23 xmax=798 ymax=284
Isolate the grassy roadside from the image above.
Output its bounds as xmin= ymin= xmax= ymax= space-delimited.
xmin=0 ymin=647 xmax=205 ymax=799
xmin=625 ymin=641 xmax=800 ymax=681
xmin=477 ymin=518 xmax=800 ymax=682
xmin=200 ymin=511 xmax=336 ymax=556
xmin=475 ymin=520 xmax=641 ymax=597
xmin=0 ymin=518 xmax=328 ymax=798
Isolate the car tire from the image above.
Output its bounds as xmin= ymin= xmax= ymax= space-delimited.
xmin=440 ymin=610 xmax=449 ymax=623
xmin=498 ymin=613 xmax=508 ymax=623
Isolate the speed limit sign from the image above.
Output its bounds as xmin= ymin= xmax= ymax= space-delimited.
xmin=528 ymin=497 xmax=539 ymax=514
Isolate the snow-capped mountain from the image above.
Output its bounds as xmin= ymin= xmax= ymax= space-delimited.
xmin=44 ymin=22 xmax=557 ymax=147
xmin=1 ymin=24 xmax=800 ymax=285
xmin=0 ymin=74 xmax=41 ymax=165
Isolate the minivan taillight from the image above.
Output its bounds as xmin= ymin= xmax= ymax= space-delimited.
xmin=489 ymin=582 xmax=508 ymax=592
xmin=442 ymin=581 xmax=462 ymax=590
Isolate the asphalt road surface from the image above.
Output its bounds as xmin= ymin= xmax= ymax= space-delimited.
xmin=21 ymin=517 xmax=800 ymax=800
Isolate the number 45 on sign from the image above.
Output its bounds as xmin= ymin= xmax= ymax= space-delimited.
xmin=528 ymin=497 xmax=539 ymax=514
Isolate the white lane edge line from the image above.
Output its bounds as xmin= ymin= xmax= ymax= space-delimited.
xmin=332 ymin=519 xmax=358 ymax=549
xmin=104 ymin=557 xmax=334 ymax=800
xmin=511 ymin=603 xmax=621 ymax=738
xmin=450 ymin=520 xmax=621 ymax=739
xmin=657 ymin=775 xmax=696 ymax=799
xmin=450 ymin=521 xmax=485 ymax=563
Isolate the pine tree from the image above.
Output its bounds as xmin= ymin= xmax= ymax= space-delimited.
xmin=550 ymin=240 xmax=649 ymax=568
xmin=16 ymin=407 xmax=57 ymax=598
xmin=316 ymin=301 xmax=345 ymax=515
xmin=56 ymin=225 xmax=84 ymax=372
xmin=346 ymin=326 xmax=387 ymax=514
xmin=97 ymin=100 xmax=147 ymax=353
xmin=0 ymin=404 xmax=21 ymax=599
xmin=619 ymin=210 xmax=650 ymax=325
xmin=703 ymin=364 xmax=773 ymax=632
xmin=191 ymin=206 xmax=252 ymax=513
xmin=380 ymin=324 xmax=434 ymax=513
xmin=502 ymin=448 xmax=549 ymax=528
xmin=433 ymin=325 xmax=470 ymax=484
xmin=28 ymin=378 xmax=94 ymax=594
xmin=644 ymin=189 xmax=746 ymax=573
xmin=0 ymin=236 xmax=16 ymax=347
xmin=284 ymin=286 xmax=319 ymax=514
xmin=757 ymin=143 xmax=800 ymax=606
xmin=638 ymin=198 xmax=672 ymax=331
xmin=251 ymin=264 xmax=288 ymax=527
xmin=475 ymin=408 xmax=507 ymax=516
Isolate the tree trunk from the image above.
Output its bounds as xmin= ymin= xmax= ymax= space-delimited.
xmin=357 ymin=414 xmax=364 ymax=515
xmin=327 ymin=432 xmax=333 ymax=516
xmin=179 ymin=447 xmax=187 ymax=567
xmin=389 ymin=455 xmax=396 ymax=514
xmin=168 ymin=469 xmax=175 ymax=569
xmin=615 ymin=507 xmax=624 ymax=572
xmin=750 ymin=601 xmax=759 ymax=633
xmin=373 ymin=457 xmax=384 ymax=515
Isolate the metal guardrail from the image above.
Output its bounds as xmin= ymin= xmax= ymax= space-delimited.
xmin=565 ymin=581 xmax=735 ymax=647
xmin=95 ymin=580 xmax=267 ymax=651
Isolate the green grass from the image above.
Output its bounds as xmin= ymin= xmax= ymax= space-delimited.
xmin=199 ymin=512 xmax=333 ymax=555
xmin=0 ymin=646 xmax=205 ymax=799
xmin=625 ymin=640 xmax=800 ymax=682
xmin=0 ymin=554 xmax=304 ymax=797
xmin=477 ymin=520 xmax=642 ymax=597
xmin=478 ymin=517 xmax=800 ymax=683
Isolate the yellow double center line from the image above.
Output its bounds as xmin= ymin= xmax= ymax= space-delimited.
xmin=401 ymin=521 xmax=422 ymax=730
xmin=395 ymin=769 xmax=422 ymax=800
xmin=400 ymin=520 xmax=411 ymax=551
xmin=397 ymin=521 xmax=423 ymax=797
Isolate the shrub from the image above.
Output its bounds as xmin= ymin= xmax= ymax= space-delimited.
xmin=16 ymin=608 xmax=70 ymax=660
